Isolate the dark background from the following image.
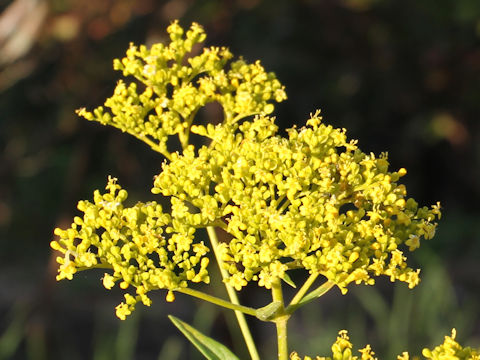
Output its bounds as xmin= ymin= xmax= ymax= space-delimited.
xmin=0 ymin=0 xmax=479 ymax=359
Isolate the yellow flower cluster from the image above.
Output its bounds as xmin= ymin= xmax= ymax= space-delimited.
xmin=421 ymin=329 xmax=480 ymax=360
xmin=291 ymin=329 xmax=479 ymax=360
xmin=52 ymin=21 xmax=441 ymax=319
xmin=51 ymin=176 xmax=210 ymax=319
xmin=290 ymin=330 xmax=376 ymax=360
xmin=155 ymin=111 xmax=441 ymax=293
xmin=52 ymin=21 xmax=286 ymax=319
xmin=76 ymin=20 xmax=286 ymax=158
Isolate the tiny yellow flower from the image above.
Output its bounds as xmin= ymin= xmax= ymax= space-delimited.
xmin=166 ymin=290 xmax=175 ymax=302
xmin=102 ymin=273 xmax=115 ymax=289
xmin=405 ymin=234 xmax=421 ymax=251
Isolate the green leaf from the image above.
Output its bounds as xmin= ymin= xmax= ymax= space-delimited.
xmin=168 ymin=315 xmax=240 ymax=360
xmin=255 ymin=301 xmax=282 ymax=321
xmin=281 ymin=273 xmax=297 ymax=288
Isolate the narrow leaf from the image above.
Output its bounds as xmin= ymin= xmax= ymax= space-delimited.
xmin=281 ymin=273 xmax=297 ymax=288
xmin=168 ymin=315 xmax=240 ymax=360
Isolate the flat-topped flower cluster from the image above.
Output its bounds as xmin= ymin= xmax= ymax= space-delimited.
xmin=51 ymin=20 xmax=440 ymax=320
xmin=48 ymin=21 xmax=471 ymax=360
xmin=154 ymin=111 xmax=441 ymax=296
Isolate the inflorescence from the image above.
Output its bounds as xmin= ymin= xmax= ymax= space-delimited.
xmin=48 ymin=21 xmax=461 ymax=359
xmin=52 ymin=20 xmax=440 ymax=320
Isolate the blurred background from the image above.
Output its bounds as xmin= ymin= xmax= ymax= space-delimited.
xmin=0 ymin=0 xmax=479 ymax=359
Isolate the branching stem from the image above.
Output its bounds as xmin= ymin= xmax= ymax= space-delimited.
xmin=175 ymin=287 xmax=257 ymax=316
xmin=287 ymin=272 xmax=319 ymax=312
xmin=206 ymin=226 xmax=260 ymax=360
xmin=286 ymin=280 xmax=335 ymax=314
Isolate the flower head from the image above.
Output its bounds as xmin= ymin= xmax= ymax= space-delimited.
xmin=422 ymin=329 xmax=480 ymax=360
xmin=154 ymin=111 xmax=441 ymax=293
xmin=52 ymin=22 xmax=441 ymax=319
xmin=291 ymin=329 xmax=479 ymax=360
xmin=51 ymin=177 xmax=210 ymax=316
xmin=76 ymin=21 xmax=286 ymax=159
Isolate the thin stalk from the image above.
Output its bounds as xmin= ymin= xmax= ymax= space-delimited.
xmin=175 ymin=287 xmax=257 ymax=316
xmin=179 ymin=109 xmax=199 ymax=149
xmin=277 ymin=196 xmax=290 ymax=214
xmin=271 ymin=278 xmax=289 ymax=360
xmin=286 ymin=272 xmax=319 ymax=313
xmin=286 ymin=280 xmax=335 ymax=314
xmin=136 ymin=135 xmax=172 ymax=160
xmin=206 ymin=226 xmax=260 ymax=360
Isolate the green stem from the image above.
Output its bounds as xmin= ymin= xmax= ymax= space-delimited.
xmin=277 ymin=196 xmax=290 ymax=214
xmin=286 ymin=272 xmax=319 ymax=312
xmin=136 ymin=134 xmax=172 ymax=160
xmin=207 ymin=219 xmax=228 ymax=231
xmin=271 ymin=278 xmax=289 ymax=360
xmin=175 ymin=287 xmax=257 ymax=317
xmin=285 ymin=280 xmax=335 ymax=314
xmin=206 ymin=226 xmax=260 ymax=360
xmin=179 ymin=109 xmax=199 ymax=150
